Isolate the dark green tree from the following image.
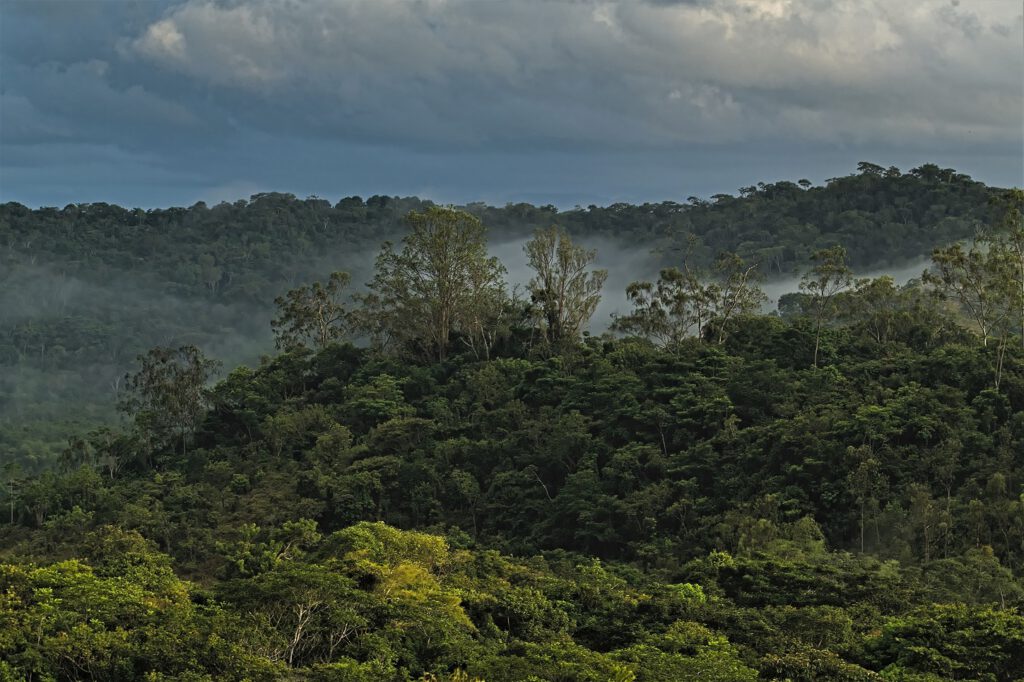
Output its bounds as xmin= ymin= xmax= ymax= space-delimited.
xmin=119 ymin=345 xmax=220 ymax=456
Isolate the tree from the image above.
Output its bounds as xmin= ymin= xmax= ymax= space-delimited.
xmin=708 ymin=252 xmax=767 ymax=344
xmin=119 ymin=345 xmax=220 ymax=457
xmin=928 ymin=438 xmax=961 ymax=559
xmin=271 ymin=271 xmax=352 ymax=350
xmin=361 ymin=207 xmax=506 ymax=361
xmin=908 ymin=483 xmax=940 ymax=564
xmin=800 ymin=246 xmax=853 ymax=367
xmin=614 ymin=267 xmax=706 ymax=347
xmin=856 ymin=161 xmax=886 ymax=176
xmin=926 ymin=242 xmax=1012 ymax=348
xmin=525 ymin=226 xmax=607 ymax=348
xmin=614 ymin=252 xmax=764 ymax=347
xmin=926 ymin=238 xmax=1016 ymax=388
xmin=990 ymin=189 xmax=1024 ymax=348
xmin=460 ymin=265 xmax=520 ymax=361
xmin=219 ymin=560 xmax=367 ymax=667
xmin=2 ymin=460 xmax=21 ymax=525
xmin=844 ymin=276 xmax=902 ymax=346
xmin=846 ymin=446 xmax=887 ymax=554
xmin=866 ymin=604 xmax=1024 ymax=681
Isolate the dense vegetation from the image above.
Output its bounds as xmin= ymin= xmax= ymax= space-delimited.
xmin=2 ymin=168 xmax=1022 ymax=680
xmin=0 ymin=163 xmax=1004 ymax=470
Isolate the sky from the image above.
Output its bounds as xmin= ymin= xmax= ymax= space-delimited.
xmin=1 ymin=0 xmax=1021 ymax=209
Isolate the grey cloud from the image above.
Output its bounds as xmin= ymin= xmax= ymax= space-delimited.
xmin=640 ymin=0 xmax=708 ymax=6
xmin=1 ymin=61 xmax=201 ymax=147
xmin=119 ymin=0 xmax=1021 ymax=153
xmin=937 ymin=1 xmax=985 ymax=38
xmin=0 ymin=94 xmax=72 ymax=146
xmin=0 ymin=0 xmax=1020 ymax=209
xmin=0 ymin=0 xmax=233 ymax=184
xmin=0 ymin=0 xmax=171 ymax=66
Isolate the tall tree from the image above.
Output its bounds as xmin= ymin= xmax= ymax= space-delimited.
xmin=2 ymin=460 xmax=21 ymax=525
xmin=709 ymin=252 xmax=767 ymax=344
xmin=991 ymin=189 xmax=1024 ymax=348
xmin=361 ymin=207 xmax=506 ymax=361
xmin=614 ymin=267 xmax=701 ymax=347
xmin=800 ymin=246 xmax=853 ymax=367
xmin=926 ymin=237 xmax=1017 ymax=388
xmin=614 ymin=252 xmax=764 ymax=347
xmin=271 ymin=271 xmax=353 ymax=351
xmin=846 ymin=445 xmax=887 ymax=554
xmin=926 ymin=243 xmax=1012 ymax=349
xmin=460 ymin=271 xmax=521 ymax=361
xmin=119 ymin=345 xmax=220 ymax=457
xmin=525 ymin=226 xmax=607 ymax=348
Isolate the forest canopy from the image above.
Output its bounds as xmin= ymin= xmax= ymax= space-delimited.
xmin=1 ymin=166 xmax=1023 ymax=681
xmin=0 ymin=163 xmax=1006 ymax=471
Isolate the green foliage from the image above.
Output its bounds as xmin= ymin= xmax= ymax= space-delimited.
xmin=525 ymin=225 xmax=608 ymax=348
xmin=614 ymin=251 xmax=766 ymax=346
xmin=119 ymin=345 xmax=220 ymax=458
xmin=272 ymin=271 xmax=353 ymax=351
xmin=1 ymin=164 xmax=1022 ymax=678
xmin=359 ymin=206 xmax=507 ymax=361
xmin=0 ymin=529 xmax=273 ymax=680
xmin=865 ymin=603 xmax=1024 ymax=681
xmin=0 ymin=165 xmax=1007 ymax=469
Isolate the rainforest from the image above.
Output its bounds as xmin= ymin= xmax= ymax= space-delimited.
xmin=1 ymin=166 xmax=1024 ymax=681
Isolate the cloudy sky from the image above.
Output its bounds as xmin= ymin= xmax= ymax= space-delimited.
xmin=1 ymin=0 xmax=1021 ymax=209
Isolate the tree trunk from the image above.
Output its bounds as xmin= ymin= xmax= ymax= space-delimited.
xmin=860 ymin=501 xmax=865 ymax=554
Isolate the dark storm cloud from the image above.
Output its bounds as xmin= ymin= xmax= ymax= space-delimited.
xmin=0 ymin=0 xmax=1020 ymax=209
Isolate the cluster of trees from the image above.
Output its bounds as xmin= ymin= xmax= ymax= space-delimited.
xmin=2 ymin=186 xmax=1023 ymax=679
xmin=612 ymin=249 xmax=767 ymax=348
xmin=0 ymin=163 xmax=1007 ymax=471
xmin=268 ymin=208 xmax=608 ymax=362
xmin=6 ymin=522 xmax=1022 ymax=680
xmin=927 ymin=190 xmax=1024 ymax=389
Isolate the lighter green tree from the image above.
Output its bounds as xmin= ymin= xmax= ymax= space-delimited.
xmin=710 ymin=252 xmax=767 ymax=344
xmin=846 ymin=445 xmax=887 ymax=554
xmin=119 ymin=345 xmax=220 ymax=457
xmin=926 ymin=237 xmax=1016 ymax=388
xmin=614 ymin=267 xmax=703 ymax=347
xmin=991 ymin=189 xmax=1024 ymax=348
xmin=844 ymin=275 xmax=902 ymax=345
xmin=271 ymin=271 xmax=352 ymax=350
xmin=926 ymin=242 xmax=1012 ymax=348
xmin=361 ymin=207 xmax=506 ymax=361
xmin=800 ymin=245 xmax=854 ymax=367
xmin=525 ymin=226 xmax=607 ymax=347
xmin=614 ymin=251 xmax=765 ymax=347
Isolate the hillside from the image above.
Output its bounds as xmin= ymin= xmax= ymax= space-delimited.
xmin=0 ymin=163 xmax=1007 ymax=470
xmin=2 ymin=183 xmax=1024 ymax=680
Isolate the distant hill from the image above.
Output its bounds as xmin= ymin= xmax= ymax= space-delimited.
xmin=2 ymin=166 xmax=1023 ymax=680
xmin=0 ymin=162 xmax=1009 ymax=468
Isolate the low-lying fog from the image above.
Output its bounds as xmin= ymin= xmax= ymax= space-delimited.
xmin=490 ymin=237 xmax=932 ymax=332
xmin=1 ymin=233 xmax=935 ymax=466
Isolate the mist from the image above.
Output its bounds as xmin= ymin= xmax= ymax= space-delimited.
xmin=758 ymin=257 xmax=934 ymax=313
xmin=490 ymin=236 xmax=936 ymax=336
xmin=0 ymin=193 xmax=957 ymax=475
xmin=489 ymin=236 xmax=663 ymax=334
xmin=0 ymin=241 xmax=389 ymax=471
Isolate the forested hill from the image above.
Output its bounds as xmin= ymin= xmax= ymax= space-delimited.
xmin=3 ymin=297 xmax=1024 ymax=679
xmin=0 ymin=162 xmax=1003 ymax=301
xmin=1 ymin=183 xmax=1023 ymax=680
xmin=0 ymin=163 xmax=1007 ymax=470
